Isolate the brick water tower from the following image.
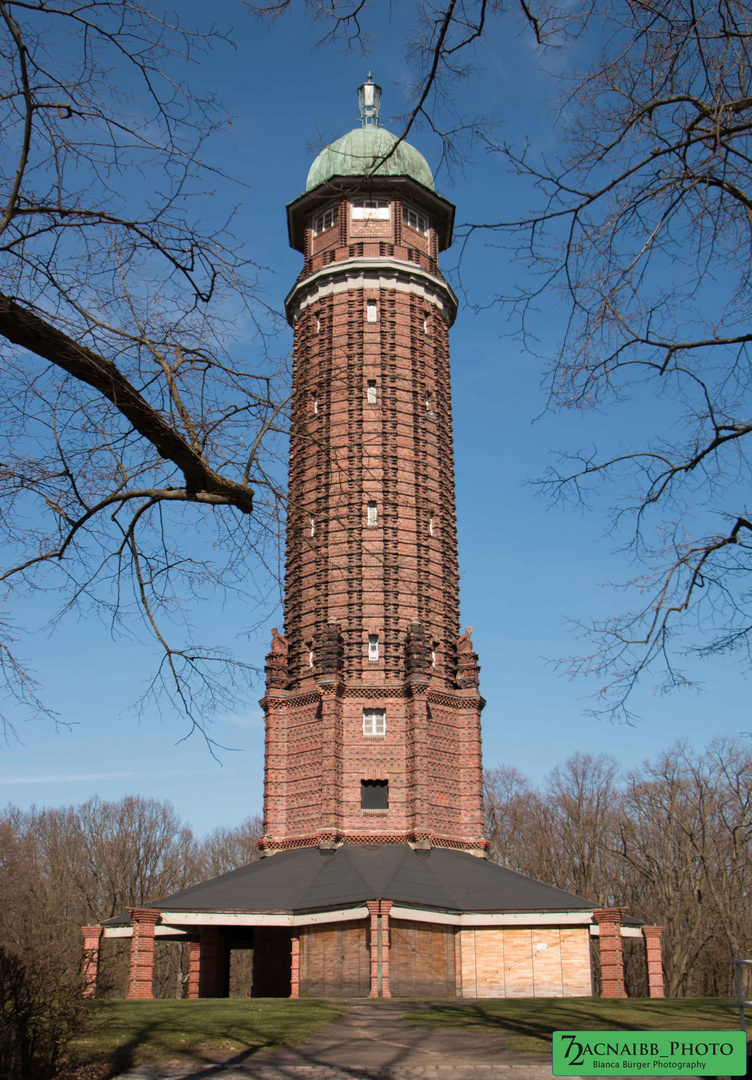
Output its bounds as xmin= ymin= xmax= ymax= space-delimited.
xmin=88 ymin=82 xmax=662 ymax=1002
xmin=261 ymin=74 xmax=486 ymax=856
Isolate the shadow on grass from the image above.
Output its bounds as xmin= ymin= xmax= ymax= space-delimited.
xmin=403 ymin=997 xmax=743 ymax=1049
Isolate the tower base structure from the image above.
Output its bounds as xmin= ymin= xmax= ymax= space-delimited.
xmin=94 ymin=845 xmax=663 ymax=1000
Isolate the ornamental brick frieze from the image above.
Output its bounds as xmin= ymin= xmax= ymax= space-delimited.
xmin=259 ymin=830 xmax=489 ymax=855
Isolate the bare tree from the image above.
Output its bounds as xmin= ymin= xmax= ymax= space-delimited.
xmin=469 ymin=0 xmax=752 ymax=716
xmin=620 ymin=739 xmax=752 ymax=995
xmin=197 ymin=814 xmax=264 ymax=878
xmin=485 ymin=740 xmax=752 ymax=995
xmin=0 ymin=1 xmax=287 ymax=738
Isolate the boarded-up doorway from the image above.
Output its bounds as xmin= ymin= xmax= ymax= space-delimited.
xmin=389 ymin=919 xmax=456 ymax=997
xmin=300 ymin=920 xmax=370 ymax=997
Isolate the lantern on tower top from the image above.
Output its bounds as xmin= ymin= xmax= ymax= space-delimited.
xmin=358 ymin=73 xmax=381 ymax=126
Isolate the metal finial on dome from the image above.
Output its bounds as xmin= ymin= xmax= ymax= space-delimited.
xmin=358 ymin=73 xmax=381 ymax=127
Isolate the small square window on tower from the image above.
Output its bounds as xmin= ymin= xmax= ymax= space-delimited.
xmin=366 ymin=380 xmax=377 ymax=404
xmin=361 ymin=778 xmax=388 ymax=809
xmin=368 ymin=634 xmax=379 ymax=661
xmin=367 ymin=501 xmax=378 ymax=527
xmin=366 ymin=300 xmax=378 ymax=323
xmin=363 ymin=708 xmax=386 ymax=737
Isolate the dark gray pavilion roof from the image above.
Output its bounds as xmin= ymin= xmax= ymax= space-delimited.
xmin=103 ymin=844 xmax=595 ymax=926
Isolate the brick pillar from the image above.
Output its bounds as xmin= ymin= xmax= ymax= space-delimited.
xmin=290 ymin=931 xmax=300 ymax=999
xmin=199 ymin=927 xmax=229 ymax=998
xmin=367 ymin=901 xmax=380 ymax=998
xmin=380 ymin=901 xmax=393 ymax=999
xmin=81 ymin=925 xmax=103 ymax=999
xmin=594 ymin=909 xmax=626 ymax=998
xmin=642 ymin=926 xmax=665 ymax=998
xmin=127 ymin=909 xmax=160 ymax=999
xmin=186 ymin=941 xmax=201 ymax=999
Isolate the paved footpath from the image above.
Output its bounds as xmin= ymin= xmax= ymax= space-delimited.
xmin=115 ymin=1000 xmax=713 ymax=1080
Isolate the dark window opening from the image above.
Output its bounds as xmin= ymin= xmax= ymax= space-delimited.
xmin=361 ymin=779 xmax=388 ymax=810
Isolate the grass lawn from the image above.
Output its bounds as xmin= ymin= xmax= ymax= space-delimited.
xmin=404 ymin=998 xmax=747 ymax=1055
xmin=70 ymin=998 xmax=343 ymax=1075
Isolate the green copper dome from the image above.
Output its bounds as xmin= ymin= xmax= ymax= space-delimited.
xmin=306 ymin=125 xmax=435 ymax=192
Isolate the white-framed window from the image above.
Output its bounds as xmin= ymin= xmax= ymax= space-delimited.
xmin=366 ymin=300 xmax=378 ymax=323
xmin=313 ymin=206 xmax=337 ymax=236
xmin=405 ymin=206 xmax=428 ymax=234
xmin=368 ymin=634 xmax=379 ymax=661
xmin=363 ymin=709 xmax=386 ymax=737
xmin=366 ymin=380 xmax=377 ymax=404
xmin=352 ymin=198 xmax=391 ymax=220
xmin=367 ymin=502 xmax=378 ymax=527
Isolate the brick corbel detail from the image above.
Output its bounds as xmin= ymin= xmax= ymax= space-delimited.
xmin=127 ymin=909 xmax=160 ymax=999
xmin=367 ymin=901 xmax=380 ymax=998
xmin=81 ymin=925 xmax=103 ymax=999
xmin=186 ymin=941 xmax=201 ymax=999
xmin=642 ymin=926 xmax=665 ymax=998
xmin=380 ymin=901 xmax=393 ymax=999
xmin=593 ymin=909 xmax=627 ymax=998
xmin=290 ymin=931 xmax=301 ymax=999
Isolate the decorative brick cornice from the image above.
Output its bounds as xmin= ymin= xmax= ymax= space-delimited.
xmin=285 ymin=256 xmax=458 ymax=326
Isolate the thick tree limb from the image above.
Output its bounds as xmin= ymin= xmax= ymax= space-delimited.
xmin=0 ymin=293 xmax=254 ymax=515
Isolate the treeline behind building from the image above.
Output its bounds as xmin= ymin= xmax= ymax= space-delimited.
xmin=1 ymin=737 xmax=750 ymax=1003
xmin=484 ymin=737 xmax=752 ymax=997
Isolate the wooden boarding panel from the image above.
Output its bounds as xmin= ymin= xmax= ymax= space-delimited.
xmin=299 ymin=920 xmax=370 ymax=998
xmin=389 ymin=918 xmax=456 ymax=997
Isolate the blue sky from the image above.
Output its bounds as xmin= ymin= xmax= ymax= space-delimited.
xmin=1 ymin=3 xmax=748 ymax=837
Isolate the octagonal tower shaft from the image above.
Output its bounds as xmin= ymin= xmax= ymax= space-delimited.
xmin=260 ymin=120 xmax=486 ymax=856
